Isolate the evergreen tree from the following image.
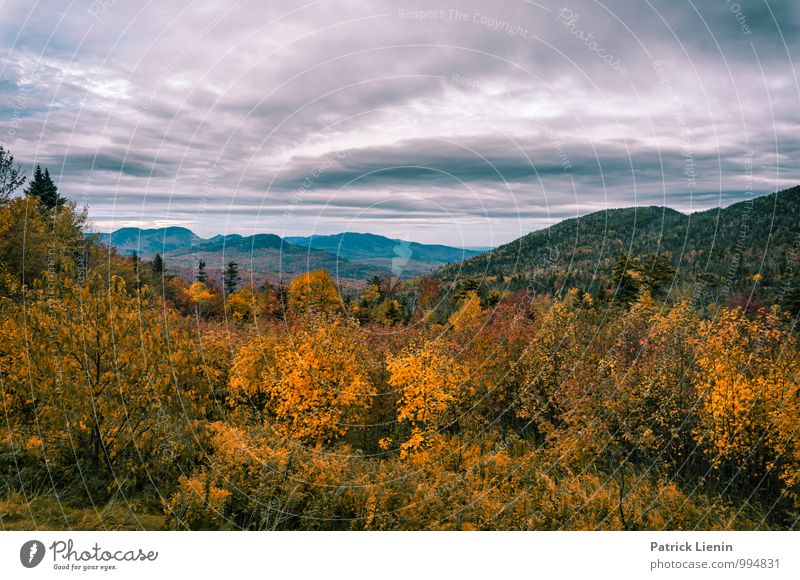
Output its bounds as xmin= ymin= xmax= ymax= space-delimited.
xmin=782 ymin=283 xmax=800 ymax=317
xmin=151 ymin=253 xmax=164 ymax=277
xmin=640 ymin=254 xmax=675 ymax=297
xmin=130 ymin=251 xmax=143 ymax=289
xmin=0 ymin=145 xmax=26 ymax=203
xmin=610 ymin=252 xmax=641 ymax=304
xmin=25 ymin=164 xmax=63 ymax=210
xmin=196 ymin=259 xmax=208 ymax=283
xmin=223 ymin=260 xmax=239 ymax=295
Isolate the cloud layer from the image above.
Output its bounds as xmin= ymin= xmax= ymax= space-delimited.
xmin=2 ymin=0 xmax=798 ymax=244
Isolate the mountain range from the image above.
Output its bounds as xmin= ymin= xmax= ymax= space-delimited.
xmin=96 ymin=228 xmax=484 ymax=283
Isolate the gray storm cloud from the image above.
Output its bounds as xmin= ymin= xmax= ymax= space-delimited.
xmin=1 ymin=0 xmax=797 ymax=244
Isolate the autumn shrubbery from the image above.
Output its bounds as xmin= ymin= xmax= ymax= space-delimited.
xmin=164 ymin=289 xmax=799 ymax=530
xmin=0 ymin=270 xmax=218 ymax=505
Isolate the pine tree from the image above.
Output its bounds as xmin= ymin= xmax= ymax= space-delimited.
xmin=151 ymin=253 xmax=164 ymax=277
xmin=610 ymin=252 xmax=641 ymax=304
xmin=223 ymin=260 xmax=239 ymax=295
xmin=0 ymin=145 xmax=26 ymax=203
xmin=196 ymin=259 xmax=208 ymax=283
xmin=640 ymin=254 xmax=675 ymax=296
xmin=25 ymin=164 xmax=63 ymax=210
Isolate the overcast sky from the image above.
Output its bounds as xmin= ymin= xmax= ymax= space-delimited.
xmin=1 ymin=0 xmax=798 ymax=245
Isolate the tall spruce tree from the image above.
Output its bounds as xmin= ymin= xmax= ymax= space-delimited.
xmin=196 ymin=259 xmax=208 ymax=283
xmin=610 ymin=252 xmax=641 ymax=304
xmin=223 ymin=261 xmax=239 ymax=295
xmin=640 ymin=254 xmax=676 ymax=297
xmin=25 ymin=164 xmax=64 ymax=210
xmin=151 ymin=253 xmax=164 ymax=277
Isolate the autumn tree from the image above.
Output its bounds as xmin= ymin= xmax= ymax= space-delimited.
xmin=229 ymin=317 xmax=372 ymax=446
xmin=228 ymin=335 xmax=281 ymax=419
xmin=373 ymin=298 xmax=403 ymax=325
xmin=387 ymin=341 xmax=468 ymax=458
xmin=0 ymin=196 xmax=86 ymax=294
xmin=595 ymin=296 xmax=700 ymax=474
xmin=513 ymin=299 xmax=583 ymax=441
xmin=186 ymin=280 xmax=214 ymax=307
xmin=692 ymin=307 xmax=800 ymax=487
xmin=287 ymin=269 xmax=341 ymax=315
xmin=448 ymin=290 xmax=483 ymax=331
xmin=226 ymin=285 xmax=260 ymax=323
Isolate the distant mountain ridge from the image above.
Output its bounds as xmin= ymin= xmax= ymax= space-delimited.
xmin=285 ymin=232 xmax=482 ymax=277
xmin=96 ymin=227 xmax=485 ymax=282
xmin=97 ymin=226 xmax=202 ymax=256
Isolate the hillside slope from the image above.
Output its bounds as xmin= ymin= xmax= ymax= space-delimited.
xmin=436 ymin=186 xmax=800 ymax=304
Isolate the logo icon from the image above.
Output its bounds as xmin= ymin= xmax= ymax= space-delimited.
xmin=20 ymin=540 xmax=46 ymax=568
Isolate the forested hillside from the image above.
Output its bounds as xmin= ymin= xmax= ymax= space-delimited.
xmin=438 ymin=186 xmax=800 ymax=311
xmin=1 ymin=148 xmax=799 ymax=530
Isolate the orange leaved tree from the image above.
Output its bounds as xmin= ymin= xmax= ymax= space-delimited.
xmin=387 ymin=341 xmax=468 ymax=458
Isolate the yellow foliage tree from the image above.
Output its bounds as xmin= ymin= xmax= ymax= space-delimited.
xmin=287 ymin=269 xmax=341 ymax=315
xmin=186 ymin=280 xmax=214 ymax=304
xmin=264 ymin=318 xmax=371 ymax=445
xmin=448 ymin=290 xmax=483 ymax=331
xmin=226 ymin=285 xmax=259 ymax=323
xmin=228 ymin=335 xmax=281 ymax=418
xmin=693 ymin=307 xmax=800 ymax=483
xmin=0 ymin=197 xmax=86 ymax=295
xmin=514 ymin=300 xmax=581 ymax=439
xmin=387 ymin=342 xmax=468 ymax=458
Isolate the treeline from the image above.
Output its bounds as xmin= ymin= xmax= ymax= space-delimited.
xmin=0 ymin=147 xmax=798 ymax=530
